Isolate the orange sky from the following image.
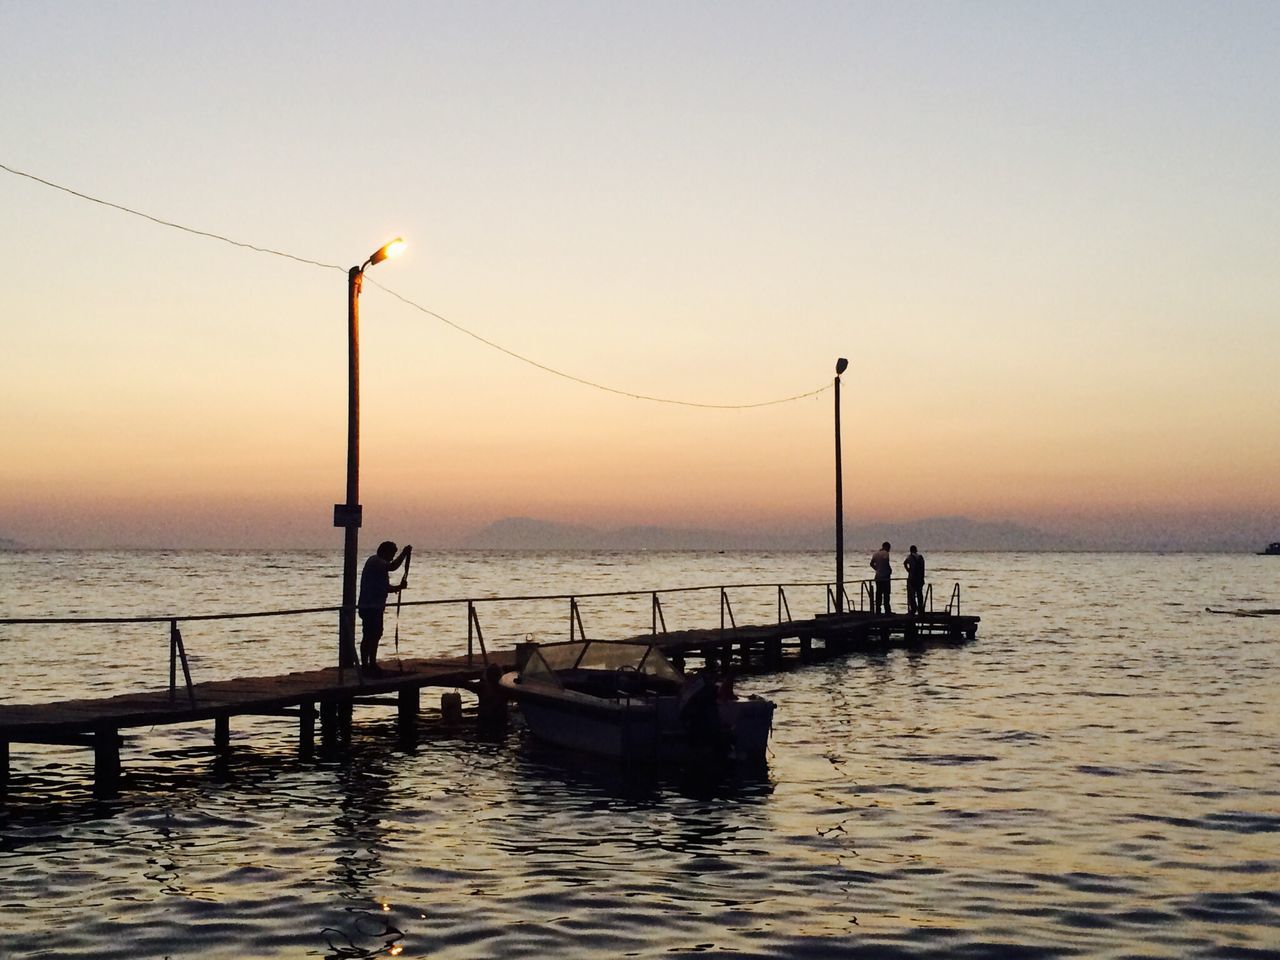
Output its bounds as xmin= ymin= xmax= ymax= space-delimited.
xmin=2 ymin=4 xmax=1278 ymax=548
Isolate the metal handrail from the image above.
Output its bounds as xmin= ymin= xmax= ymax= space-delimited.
xmin=720 ymin=588 xmax=737 ymax=634
xmin=4 ymin=577 xmax=896 ymax=697
xmin=0 ymin=580 xmax=848 ymax=626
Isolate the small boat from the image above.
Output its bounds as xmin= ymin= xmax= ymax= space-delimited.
xmin=500 ymin=639 xmax=775 ymax=762
xmin=1260 ymin=542 xmax=1280 ymax=556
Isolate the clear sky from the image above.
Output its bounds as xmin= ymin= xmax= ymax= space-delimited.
xmin=2 ymin=1 xmax=1277 ymax=548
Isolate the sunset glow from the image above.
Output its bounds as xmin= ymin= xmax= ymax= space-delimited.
xmin=1 ymin=3 xmax=1277 ymax=549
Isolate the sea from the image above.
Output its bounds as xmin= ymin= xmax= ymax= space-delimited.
xmin=0 ymin=550 xmax=1277 ymax=959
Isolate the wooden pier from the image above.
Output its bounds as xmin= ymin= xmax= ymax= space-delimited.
xmin=0 ymin=607 xmax=978 ymax=796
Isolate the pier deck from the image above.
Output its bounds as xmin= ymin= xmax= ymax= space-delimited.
xmin=0 ymin=608 xmax=978 ymax=794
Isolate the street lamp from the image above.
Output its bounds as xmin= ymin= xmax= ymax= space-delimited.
xmin=834 ymin=357 xmax=849 ymax=612
xmin=335 ymin=238 xmax=405 ymax=670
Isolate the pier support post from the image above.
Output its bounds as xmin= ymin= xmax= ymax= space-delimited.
xmin=339 ymin=698 xmax=354 ymax=741
xmin=0 ymin=740 xmax=8 ymax=794
xmin=94 ymin=726 xmax=121 ymax=797
xmin=799 ymin=633 xmax=813 ymax=663
xmin=320 ymin=697 xmax=339 ymax=749
xmin=398 ymin=686 xmax=419 ymax=740
xmin=214 ymin=716 xmax=230 ymax=752
xmin=300 ymin=701 xmax=316 ymax=757
xmin=766 ymin=637 xmax=783 ymax=670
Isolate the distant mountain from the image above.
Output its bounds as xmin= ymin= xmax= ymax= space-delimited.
xmin=849 ymin=516 xmax=1078 ymax=552
xmin=0 ymin=536 xmax=24 ymax=551
xmin=462 ymin=516 xmax=755 ymax=550
xmin=461 ymin=515 xmax=1073 ymax=552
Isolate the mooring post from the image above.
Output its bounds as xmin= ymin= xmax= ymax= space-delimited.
xmin=320 ymin=697 xmax=338 ymax=748
xmin=398 ymin=686 xmax=419 ymax=739
xmin=766 ymin=636 xmax=783 ymax=670
xmin=339 ymin=698 xmax=353 ymax=740
xmin=299 ymin=701 xmax=316 ymax=756
xmin=214 ymin=716 xmax=230 ymax=751
xmin=440 ymin=691 xmax=462 ymax=725
xmin=799 ymin=632 xmax=813 ymax=662
xmin=93 ymin=726 xmax=120 ymax=797
xmin=169 ymin=619 xmax=177 ymax=703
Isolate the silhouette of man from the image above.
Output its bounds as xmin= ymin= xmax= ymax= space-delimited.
xmin=357 ymin=540 xmax=411 ymax=674
xmin=904 ymin=544 xmax=926 ymax=615
xmin=870 ymin=541 xmax=893 ymax=614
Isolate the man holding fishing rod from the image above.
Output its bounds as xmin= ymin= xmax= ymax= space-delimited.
xmin=357 ymin=540 xmax=412 ymax=675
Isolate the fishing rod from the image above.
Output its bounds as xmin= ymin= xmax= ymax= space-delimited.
xmin=394 ymin=549 xmax=411 ymax=671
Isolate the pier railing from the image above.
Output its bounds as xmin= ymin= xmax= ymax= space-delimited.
xmin=1 ymin=577 xmax=955 ymax=705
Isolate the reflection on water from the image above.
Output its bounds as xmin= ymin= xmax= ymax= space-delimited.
xmin=1 ymin=551 xmax=1278 ymax=957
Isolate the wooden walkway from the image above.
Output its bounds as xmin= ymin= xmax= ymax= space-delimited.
xmin=0 ymin=608 xmax=978 ymax=795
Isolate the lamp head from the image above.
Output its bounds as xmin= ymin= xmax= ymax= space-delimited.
xmin=835 ymin=357 xmax=849 ymax=376
xmin=366 ymin=238 xmax=405 ymax=267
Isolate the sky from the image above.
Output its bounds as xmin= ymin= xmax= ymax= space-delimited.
xmin=1 ymin=1 xmax=1277 ymax=549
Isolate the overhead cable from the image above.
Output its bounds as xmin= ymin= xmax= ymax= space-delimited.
xmin=2 ymin=160 xmax=829 ymax=409
xmin=0 ymin=161 xmax=344 ymax=271
xmin=368 ymin=278 xmax=829 ymax=409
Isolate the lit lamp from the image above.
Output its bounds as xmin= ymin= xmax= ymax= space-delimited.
xmin=834 ymin=357 xmax=849 ymax=612
xmin=335 ymin=238 xmax=405 ymax=670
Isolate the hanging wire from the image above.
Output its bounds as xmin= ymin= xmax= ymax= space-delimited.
xmin=2 ymin=160 xmax=830 ymax=409
xmin=368 ymin=278 xmax=830 ymax=409
xmin=0 ymin=161 xmax=345 ymax=271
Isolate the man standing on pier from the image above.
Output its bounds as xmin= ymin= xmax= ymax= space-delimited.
xmin=904 ymin=544 xmax=926 ymax=615
xmin=870 ymin=541 xmax=893 ymax=614
xmin=357 ymin=540 xmax=412 ymax=675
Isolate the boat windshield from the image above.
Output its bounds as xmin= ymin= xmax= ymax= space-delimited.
xmin=521 ymin=640 xmax=684 ymax=687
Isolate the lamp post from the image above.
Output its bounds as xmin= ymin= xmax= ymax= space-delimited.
xmin=834 ymin=357 xmax=849 ymax=613
xmin=335 ymin=238 xmax=405 ymax=670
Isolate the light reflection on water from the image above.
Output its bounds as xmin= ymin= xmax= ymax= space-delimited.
xmin=1 ymin=550 xmax=1278 ymax=958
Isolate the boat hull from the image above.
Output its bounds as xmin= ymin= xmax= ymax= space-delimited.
xmin=509 ymin=676 xmax=667 ymax=757
xmin=501 ymin=674 xmax=773 ymax=761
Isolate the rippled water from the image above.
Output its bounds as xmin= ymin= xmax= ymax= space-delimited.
xmin=1 ymin=551 xmax=1277 ymax=958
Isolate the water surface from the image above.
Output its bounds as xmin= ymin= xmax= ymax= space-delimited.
xmin=1 ymin=551 xmax=1277 ymax=958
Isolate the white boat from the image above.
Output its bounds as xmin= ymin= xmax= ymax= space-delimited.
xmin=499 ymin=639 xmax=775 ymax=762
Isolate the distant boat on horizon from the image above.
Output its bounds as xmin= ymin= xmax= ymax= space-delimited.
xmin=1260 ymin=542 xmax=1280 ymax=555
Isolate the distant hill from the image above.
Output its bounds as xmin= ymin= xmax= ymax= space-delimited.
xmin=0 ymin=536 xmax=24 ymax=551
xmin=461 ymin=515 xmax=1073 ymax=552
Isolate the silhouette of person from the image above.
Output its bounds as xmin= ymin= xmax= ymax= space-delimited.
xmin=357 ymin=540 xmax=411 ymax=674
xmin=870 ymin=541 xmax=893 ymax=614
xmin=904 ymin=544 xmax=926 ymax=615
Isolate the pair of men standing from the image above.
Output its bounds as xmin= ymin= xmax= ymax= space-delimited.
xmin=868 ymin=542 xmax=926 ymax=615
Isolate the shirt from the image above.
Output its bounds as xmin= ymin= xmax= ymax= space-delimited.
xmin=870 ymin=548 xmax=891 ymax=580
xmin=358 ymin=555 xmax=392 ymax=614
